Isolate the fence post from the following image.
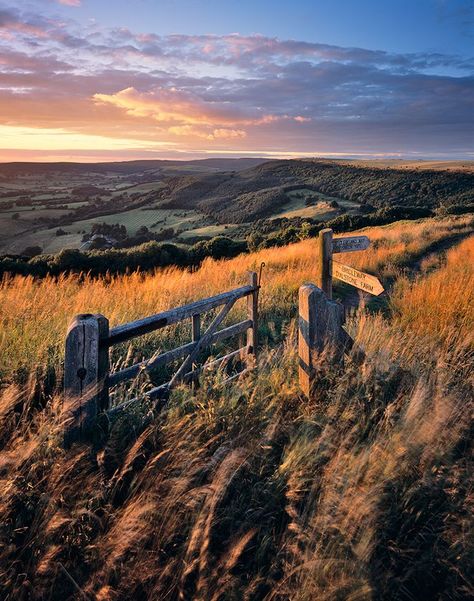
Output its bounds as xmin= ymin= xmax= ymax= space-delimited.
xmin=63 ymin=313 xmax=109 ymax=446
xmin=191 ymin=313 xmax=201 ymax=384
xmin=247 ymin=271 xmax=258 ymax=365
xmin=298 ymin=284 xmax=349 ymax=398
xmin=317 ymin=228 xmax=333 ymax=298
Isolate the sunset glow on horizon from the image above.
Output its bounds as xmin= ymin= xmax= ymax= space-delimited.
xmin=1 ymin=0 xmax=473 ymax=162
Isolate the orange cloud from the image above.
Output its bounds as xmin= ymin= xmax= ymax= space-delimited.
xmin=168 ymin=125 xmax=246 ymax=140
xmin=92 ymin=87 xmax=292 ymax=142
xmin=93 ymin=87 xmax=212 ymax=126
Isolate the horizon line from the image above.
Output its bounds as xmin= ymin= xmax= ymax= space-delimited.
xmin=1 ymin=153 xmax=473 ymax=166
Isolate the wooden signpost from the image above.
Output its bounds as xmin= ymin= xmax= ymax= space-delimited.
xmin=299 ymin=227 xmax=384 ymax=398
xmin=316 ymin=228 xmax=384 ymax=298
xmin=333 ymin=235 xmax=370 ymax=254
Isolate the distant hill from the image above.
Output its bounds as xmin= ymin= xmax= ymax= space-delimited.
xmin=0 ymin=157 xmax=267 ymax=178
xmin=158 ymin=159 xmax=474 ymax=223
xmin=1 ymin=158 xmax=472 ymax=257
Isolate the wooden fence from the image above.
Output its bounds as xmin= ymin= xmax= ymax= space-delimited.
xmin=63 ymin=271 xmax=259 ymax=445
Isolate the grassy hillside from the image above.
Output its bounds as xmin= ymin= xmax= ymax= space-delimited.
xmin=0 ymin=159 xmax=265 ymax=255
xmin=2 ymin=159 xmax=472 ymax=257
xmin=160 ymin=159 xmax=474 ymax=223
xmin=0 ymin=214 xmax=472 ymax=379
xmin=0 ymin=216 xmax=473 ymax=600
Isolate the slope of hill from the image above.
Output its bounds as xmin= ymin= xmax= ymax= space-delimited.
xmin=0 ymin=157 xmax=267 ymax=178
xmin=160 ymin=159 xmax=474 ymax=223
xmin=0 ymin=215 xmax=472 ymax=600
xmin=1 ymin=159 xmax=472 ymax=257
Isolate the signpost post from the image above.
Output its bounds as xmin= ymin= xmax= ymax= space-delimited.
xmin=317 ymin=228 xmax=333 ymax=298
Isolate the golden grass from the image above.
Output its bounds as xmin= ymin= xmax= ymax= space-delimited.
xmin=0 ymin=216 xmax=473 ymax=600
xmin=0 ymin=215 xmax=472 ymax=381
xmin=391 ymin=235 xmax=474 ymax=347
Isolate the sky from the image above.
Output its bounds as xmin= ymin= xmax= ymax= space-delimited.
xmin=0 ymin=0 xmax=473 ymax=162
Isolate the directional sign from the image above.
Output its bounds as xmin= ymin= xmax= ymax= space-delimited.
xmin=333 ymin=262 xmax=384 ymax=296
xmin=333 ymin=235 xmax=370 ymax=254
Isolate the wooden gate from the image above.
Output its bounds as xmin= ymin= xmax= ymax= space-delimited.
xmin=63 ymin=271 xmax=259 ymax=444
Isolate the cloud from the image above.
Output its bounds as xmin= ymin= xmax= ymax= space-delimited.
xmin=0 ymin=8 xmax=51 ymax=38
xmin=57 ymin=0 xmax=81 ymax=6
xmin=92 ymin=86 xmax=292 ymax=141
xmin=0 ymin=3 xmax=472 ymax=158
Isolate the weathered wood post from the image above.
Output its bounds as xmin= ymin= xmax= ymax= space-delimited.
xmin=247 ymin=271 xmax=258 ymax=365
xmin=191 ymin=313 xmax=201 ymax=385
xmin=298 ymin=284 xmax=350 ymax=398
xmin=317 ymin=228 xmax=333 ymax=298
xmin=63 ymin=313 xmax=109 ymax=446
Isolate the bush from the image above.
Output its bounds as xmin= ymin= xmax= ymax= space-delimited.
xmin=192 ymin=237 xmax=247 ymax=261
xmin=435 ymin=203 xmax=474 ymax=216
xmin=21 ymin=245 xmax=42 ymax=258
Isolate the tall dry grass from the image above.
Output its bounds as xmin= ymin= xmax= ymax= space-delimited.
xmin=0 ymin=215 xmax=472 ymax=381
xmin=0 ymin=216 xmax=472 ymax=600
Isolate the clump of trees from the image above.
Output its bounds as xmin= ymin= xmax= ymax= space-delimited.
xmin=1 ymin=203 xmax=470 ymax=279
xmin=80 ymin=223 xmax=178 ymax=249
xmin=117 ymin=226 xmax=176 ymax=248
xmin=82 ymin=222 xmax=128 ymax=242
xmin=0 ymin=236 xmax=247 ymax=278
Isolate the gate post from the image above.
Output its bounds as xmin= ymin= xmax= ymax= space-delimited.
xmin=63 ymin=313 xmax=109 ymax=446
xmin=247 ymin=271 xmax=258 ymax=365
xmin=298 ymin=284 xmax=350 ymax=398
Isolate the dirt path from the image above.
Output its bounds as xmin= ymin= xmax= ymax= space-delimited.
xmin=340 ymin=230 xmax=474 ymax=311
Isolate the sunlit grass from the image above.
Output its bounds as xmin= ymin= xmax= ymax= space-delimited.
xmin=0 ymin=215 xmax=472 ymax=599
xmin=1 ymin=215 xmax=472 ymax=381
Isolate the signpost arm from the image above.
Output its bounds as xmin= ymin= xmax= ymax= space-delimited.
xmin=318 ymin=228 xmax=333 ymax=299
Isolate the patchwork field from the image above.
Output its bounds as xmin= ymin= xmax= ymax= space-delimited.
xmin=0 ymin=158 xmax=472 ymax=257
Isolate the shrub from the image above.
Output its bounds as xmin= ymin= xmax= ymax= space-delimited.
xmin=21 ymin=245 xmax=42 ymax=258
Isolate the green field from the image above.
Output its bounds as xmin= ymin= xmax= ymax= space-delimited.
xmin=178 ymin=223 xmax=244 ymax=240
xmin=72 ymin=207 xmax=206 ymax=234
xmin=271 ymin=188 xmax=361 ymax=220
xmin=1 ymin=158 xmax=472 ymax=256
xmin=2 ymin=206 xmax=213 ymax=253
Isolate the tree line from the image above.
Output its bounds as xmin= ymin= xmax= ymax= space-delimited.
xmin=2 ymin=204 xmax=468 ymax=279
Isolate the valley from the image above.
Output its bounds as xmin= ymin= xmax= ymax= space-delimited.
xmin=1 ymin=158 xmax=472 ymax=259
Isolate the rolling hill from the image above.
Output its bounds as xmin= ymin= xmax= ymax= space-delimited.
xmin=0 ymin=158 xmax=472 ymax=258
